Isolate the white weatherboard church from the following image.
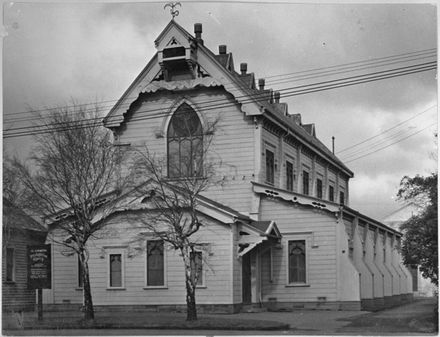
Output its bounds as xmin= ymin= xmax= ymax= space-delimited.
xmin=44 ymin=20 xmax=413 ymax=312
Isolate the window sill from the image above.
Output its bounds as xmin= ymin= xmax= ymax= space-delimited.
xmin=285 ymin=283 xmax=310 ymax=287
xmin=4 ymin=281 xmax=16 ymax=285
xmin=143 ymin=286 xmax=168 ymax=290
xmin=75 ymin=287 xmax=83 ymax=291
xmin=106 ymin=287 xmax=126 ymax=290
xmin=196 ymin=285 xmax=207 ymax=289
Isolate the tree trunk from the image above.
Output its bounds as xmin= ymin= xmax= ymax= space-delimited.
xmin=182 ymin=248 xmax=197 ymax=321
xmin=185 ymin=275 xmax=197 ymax=321
xmin=80 ymin=252 xmax=95 ymax=321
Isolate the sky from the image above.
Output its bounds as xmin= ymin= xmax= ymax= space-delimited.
xmin=2 ymin=1 xmax=438 ymax=220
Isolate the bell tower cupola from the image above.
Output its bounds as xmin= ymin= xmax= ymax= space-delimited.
xmin=155 ymin=22 xmax=204 ymax=81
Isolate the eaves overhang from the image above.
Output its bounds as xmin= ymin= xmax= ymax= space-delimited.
xmin=252 ymin=181 xmax=341 ymax=215
xmin=342 ymin=205 xmax=402 ymax=237
xmin=236 ymin=219 xmax=281 ymax=257
xmin=103 ymin=53 xmax=159 ymax=129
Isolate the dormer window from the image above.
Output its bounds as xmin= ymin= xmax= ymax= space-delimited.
xmin=167 ymin=103 xmax=203 ymax=178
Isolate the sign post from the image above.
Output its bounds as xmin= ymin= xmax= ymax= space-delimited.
xmin=28 ymin=244 xmax=51 ymax=321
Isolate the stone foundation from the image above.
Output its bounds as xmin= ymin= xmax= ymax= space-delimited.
xmin=43 ymin=303 xmax=241 ymax=314
xmin=361 ymin=297 xmax=387 ymax=311
xmin=263 ymin=300 xmax=361 ymax=311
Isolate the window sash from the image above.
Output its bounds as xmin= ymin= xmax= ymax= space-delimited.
xmin=329 ymin=185 xmax=335 ymax=202
xmin=316 ymin=179 xmax=323 ymax=199
xmin=146 ymin=240 xmax=165 ymax=286
xmin=288 ymin=240 xmax=306 ymax=284
xmin=109 ymin=254 xmax=122 ymax=288
xmin=286 ymin=161 xmax=294 ymax=191
xmin=265 ymin=149 xmax=275 ymax=184
xmin=302 ymin=171 xmax=309 ymax=195
xmin=78 ymin=257 xmax=84 ymax=288
xmin=339 ymin=191 xmax=345 ymax=205
xmin=6 ymin=248 xmax=14 ymax=282
xmin=190 ymin=251 xmax=203 ymax=286
xmin=167 ymin=104 xmax=203 ymax=178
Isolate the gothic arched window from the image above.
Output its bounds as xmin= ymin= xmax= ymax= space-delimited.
xmin=288 ymin=240 xmax=306 ymax=283
xmin=167 ymin=103 xmax=203 ymax=178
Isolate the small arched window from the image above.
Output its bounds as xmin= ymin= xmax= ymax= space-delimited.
xmin=167 ymin=103 xmax=203 ymax=178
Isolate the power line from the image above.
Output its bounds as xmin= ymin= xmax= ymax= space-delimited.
xmin=3 ymin=68 xmax=434 ymax=138
xmin=344 ymin=122 xmax=437 ymax=164
xmin=265 ymin=48 xmax=436 ymax=80
xmin=4 ymin=48 xmax=436 ymax=121
xmin=336 ymin=104 xmax=437 ymax=154
xmin=4 ymin=62 xmax=436 ymax=139
xmin=4 ymin=57 xmax=436 ymax=128
xmin=339 ymin=122 xmax=436 ymax=161
xmin=267 ymin=52 xmax=436 ymax=86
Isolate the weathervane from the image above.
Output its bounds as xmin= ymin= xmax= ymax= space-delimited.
xmin=164 ymin=2 xmax=181 ymax=20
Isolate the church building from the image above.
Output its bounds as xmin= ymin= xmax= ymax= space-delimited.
xmin=44 ymin=20 xmax=413 ymax=312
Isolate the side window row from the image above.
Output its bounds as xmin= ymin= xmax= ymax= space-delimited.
xmin=264 ymin=149 xmax=346 ymax=204
xmin=76 ymin=241 xmax=205 ymax=289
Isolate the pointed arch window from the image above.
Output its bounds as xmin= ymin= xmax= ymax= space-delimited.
xmin=167 ymin=103 xmax=203 ymax=178
xmin=288 ymin=240 xmax=306 ymax=284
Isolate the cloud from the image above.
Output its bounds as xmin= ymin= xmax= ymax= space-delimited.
xmin=3 ymin=2 xmax=437 ymax=219
xmin=349 ymin=172 xmax=401 ymax=219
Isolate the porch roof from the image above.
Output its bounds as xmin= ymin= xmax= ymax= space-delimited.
xmin=237 ymin=220 xmax=281 ymax=257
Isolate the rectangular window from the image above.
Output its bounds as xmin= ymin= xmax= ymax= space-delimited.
xmin=6 ymin=248 xmax=15 ymax=282
xmin=288 ymin=240 xmax=306 ymax=284
xmin=78 ymin=257 xmax=84 ymax=288
xmin=190 ymin=251 xmax=203 ymax=286
xmin=146 ymin=240 xmax=165 ymax=287
xmin=339 ymin=191 xmax=345 ymax=205
xmin=316 ymin=178 xmax=323 ymax=199
xmin=108 ymin=252 xmax=124 ymax=288
xmin=329 ymin=185 xmax=335 ymax=202
xmin=266 ymin=149 xmax=275 ymax=185
xmin=302 ymin=171 xmax=309 ymax=195
xmin=286 ymin=161 xmax=294 ymax=191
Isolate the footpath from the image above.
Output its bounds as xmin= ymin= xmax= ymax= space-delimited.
xmin=3 ymin=297 xmax=437 ymax=335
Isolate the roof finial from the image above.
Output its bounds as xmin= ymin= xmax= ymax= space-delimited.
xmin=164 ymin=2 xmax=181 ymax=20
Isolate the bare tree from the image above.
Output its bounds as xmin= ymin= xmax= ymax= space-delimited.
xmin=130 ymin=113 xmax=220 ymax=321
xmin=3 ymin=155 xmax=29 ymax=247
xmin=11 ymin=104 xmax=133 ymax=321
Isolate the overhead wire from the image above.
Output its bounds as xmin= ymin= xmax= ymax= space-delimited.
xmin=3 ymin=48 xmax=436 ymax=122
xmin=336 ymin=104 xmax=437 ymax=154
xmin=267 ymin=52 xmax=436 ymax=86
xmin=344 ymin=122 xmax=438 ymax=164
xmin=4 ymin=60 xmax=437 ymax=138
xmin=339 ymin=121 xmax=437 ymax=161
xmin=4 ymin=57 xmax=436 ymax=129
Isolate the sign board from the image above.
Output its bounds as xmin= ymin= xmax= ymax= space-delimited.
xmin=28 ymin=244 xmax=51 ymax=289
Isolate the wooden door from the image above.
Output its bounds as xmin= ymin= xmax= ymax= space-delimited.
xmin=242 ymin=253 xmax=252 ymax=304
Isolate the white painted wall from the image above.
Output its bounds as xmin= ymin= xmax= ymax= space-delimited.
xmin=352 ymin=224 xmax=373 ymax=300
xmin=336 ymin=219 xmax=360 ymax=301
xmin=45 ymin=213 xmax=235 ymax=306
xmin=259 ymin=198 xmax=339 ymax=302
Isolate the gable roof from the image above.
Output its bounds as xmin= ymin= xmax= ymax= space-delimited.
xmin=3 ymin=198 xmax=47 ymax=233
xmin=103 ymin=20 xmax=353 ymax=177
xmin=252 ymin=180 xmax=401 ymax=236
xmin=45 ymin=180 xmax=271 ymax=232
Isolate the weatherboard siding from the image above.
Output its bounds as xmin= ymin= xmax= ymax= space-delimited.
xmin=259 ymin=198 xmax=338 ymax=302
xmin=46 ymin=214 xmax=234 ymax=306
xmin=117 ymin=88 xmax=256 ymax=214
xmin=2 ymin=231 xmax=45 ymax=311
xmin=232 ymin=225 xmax=243 ymax=304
